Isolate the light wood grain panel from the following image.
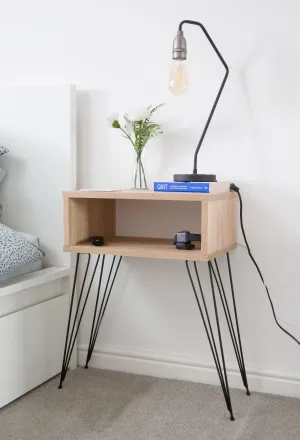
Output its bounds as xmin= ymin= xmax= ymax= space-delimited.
xmin=202 ymin=197 xmax=237 ymax=256
xmin=116 ymin=200 xmax=202 ymax=239
xmin=88 ymin=199 xmax=116 ymax=240
xmin=200 ymin=201 xmax=209 ymax=256
xmin=64 ymin=190 xmax=235 ymax=202
xmin=63 ymin=193 xmax=70 ymax=246
xmin=64 ymin=198 xmax=116 ymax=246
xmin=63 ymin=195 xmax=90 ymax=246
xmin=68 ymin=198 xmax=89 ymax=246
xmin=63 ymin=191 xmax=237 ymax=260
xmin=64 ymin=237 xmax=236 ymax=262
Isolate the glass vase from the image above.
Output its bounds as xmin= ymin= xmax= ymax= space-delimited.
xmin=132 ymin=153 xmax=148 ymax=190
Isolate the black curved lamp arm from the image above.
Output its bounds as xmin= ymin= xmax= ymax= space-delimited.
xmin=179 ymin=20 xmax=229 ymax=175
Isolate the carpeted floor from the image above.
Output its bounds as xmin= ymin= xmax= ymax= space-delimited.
xmin=1 ymin=368 xmax=300 ymax=440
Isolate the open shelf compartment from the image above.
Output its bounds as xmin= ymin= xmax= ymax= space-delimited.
xmin=63 ymin=190 xmax=237 ymax=261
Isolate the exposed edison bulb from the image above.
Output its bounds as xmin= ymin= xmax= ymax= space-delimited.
xmin=169 ymin=60 xmax=189 ymax=96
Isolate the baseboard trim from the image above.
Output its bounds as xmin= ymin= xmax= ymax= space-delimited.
xmin=78 ymin=345 xmax=300 ymax=398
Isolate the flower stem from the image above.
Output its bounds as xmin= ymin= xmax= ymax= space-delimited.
xmin=140 ymin=159 xmax=148 ymax=189
xmin=120 ymin=127 xmax=137 ymax=152
xmin=133 ymin=153 xmax=148 ymax=190
xmin=139 ymin=166 xmax=142 ymax=187
xmin=134 ymin=156 xmax=138 ymax=188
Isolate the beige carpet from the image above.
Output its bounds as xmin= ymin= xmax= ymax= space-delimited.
xmin=1 ymin=368 xmax=300 ymax=440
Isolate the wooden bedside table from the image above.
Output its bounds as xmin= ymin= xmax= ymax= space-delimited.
xmin=59 ymin=190 xmax=249 ymax=421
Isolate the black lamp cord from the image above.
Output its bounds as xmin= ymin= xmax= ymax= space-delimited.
xmin=230 ymin=183 xmax=300 ymax=346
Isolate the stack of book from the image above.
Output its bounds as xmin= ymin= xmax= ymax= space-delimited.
xmin=153 ymin=181 xmax=230 ymax=193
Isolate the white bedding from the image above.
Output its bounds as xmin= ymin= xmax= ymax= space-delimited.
xmin=0 ymin=232 xmax=43 ymax=283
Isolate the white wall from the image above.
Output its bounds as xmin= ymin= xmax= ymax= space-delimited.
xmin=0 ymin=85 xmax=76 ymax=267
xmin=1 ymin=0 xmax=300 ymax=396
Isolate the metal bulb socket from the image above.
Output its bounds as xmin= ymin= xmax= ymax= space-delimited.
xmin=172 ymin=30 xmax=187 ymax=60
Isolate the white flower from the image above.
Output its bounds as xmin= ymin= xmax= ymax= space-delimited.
xmin=106 ymin=112 xmax=119 ymax=125
xmin=119 ymin=113 xmax=133 ymax=133
xmin=127 ymin=108 xmax=151 ymax=122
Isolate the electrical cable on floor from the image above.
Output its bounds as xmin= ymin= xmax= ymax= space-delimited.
xmin=230 ymin=183 xmax=300 ymax=346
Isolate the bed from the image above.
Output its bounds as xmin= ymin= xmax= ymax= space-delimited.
xmin=0 ymin=85 xmax=76 ymax=408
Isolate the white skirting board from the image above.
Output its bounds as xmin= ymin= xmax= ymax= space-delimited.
xmin=78 ymin=345 xmax=300 ymax=399
xmin=0 ymin=294 xmax=68 ymax=408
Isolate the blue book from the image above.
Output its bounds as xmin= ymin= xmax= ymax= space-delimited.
xmin=153 ymin=181 xmax=229 ymax=193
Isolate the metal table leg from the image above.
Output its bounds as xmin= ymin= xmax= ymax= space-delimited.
xmin=186 ymin=254 xmax=250 ymax=420
xmin=58 ymin=254 xmax=122 ymax=388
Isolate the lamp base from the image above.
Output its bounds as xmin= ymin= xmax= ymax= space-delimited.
xmin=174 ymin=173 xmax=217 ymax=183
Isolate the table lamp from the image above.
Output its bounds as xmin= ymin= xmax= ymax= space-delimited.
xmin=170 ymin=20 xmax=229 ymax=183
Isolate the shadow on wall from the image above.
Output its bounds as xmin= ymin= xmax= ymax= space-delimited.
xmin=77 ymin=90 xmax=109 ymax=189
xmin=77 ymin=89 xmax=139 ymax=190
xmin=238 ymin=32 xmax=300 ymax=167
xmin=1 ymin=153 xmax=26 ymax=228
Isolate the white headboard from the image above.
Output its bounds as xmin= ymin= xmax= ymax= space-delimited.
xmin=0 ymin=85 xmax=76 ymax=267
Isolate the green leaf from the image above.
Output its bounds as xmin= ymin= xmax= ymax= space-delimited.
xmin=126 ymin=105 xmax=165 ymax=149
xmin=146 ymin=103 xmax=165 ymax=122
xmin=147 ymin=123 xmax=160 ymax=129
xmin=112 ymin=120 xmax=120 ymax=128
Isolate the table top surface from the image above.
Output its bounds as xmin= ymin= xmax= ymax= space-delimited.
xmin=64 ymin=190 xmax=237 ymax=202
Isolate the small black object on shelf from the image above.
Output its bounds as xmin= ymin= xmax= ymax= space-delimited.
xmin=90 ymin=236 xmax=104 ymax=246
xmin=173 ymin=231 xmax=201 ymax=250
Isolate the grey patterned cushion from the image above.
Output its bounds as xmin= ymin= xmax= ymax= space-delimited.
xmin=0 ymin=146 xmax=9 ymax=156
xmin=0 ymin=224 xmax=45 ymax=276
xmin=0 ymin=168 xmax=5 ymax=183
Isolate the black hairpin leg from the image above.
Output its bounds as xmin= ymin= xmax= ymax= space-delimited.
xmin=211 ymin=253 xmax=250 ymax=396
xmin=85 ymin=256 xmax=122 ymax=368
xmin=59 ymin=253 xmax=102 ymax=388
xmin=186 ymin=260 xmax=235 ymax=421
